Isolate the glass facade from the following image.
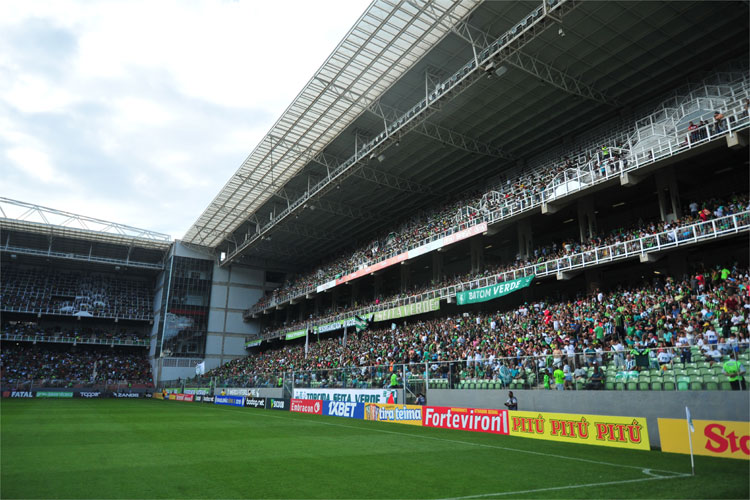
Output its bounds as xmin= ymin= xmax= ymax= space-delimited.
xmin=155 ymin=256 xmax=213 ymax=358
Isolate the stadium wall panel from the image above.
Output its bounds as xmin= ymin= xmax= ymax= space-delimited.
xmin=227 ymin=287 xmax=261 ymax=310
xmin=427 ymin=390 xmax=750 ymax=448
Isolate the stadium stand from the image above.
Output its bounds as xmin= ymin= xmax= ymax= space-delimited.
xmin=247 ymin=63 xmax=750 ymax=316
xmin=206 ymin=264 xmax=749 ymax=391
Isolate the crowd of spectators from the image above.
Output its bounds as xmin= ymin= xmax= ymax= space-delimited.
xmin=208 ymin=264 xmax=749 ymax=389
xmin=1 ymin=322 xmax=148 ymax=344
xmin=258 ymin=194 xmax=749 ymax=339
xmin=0 ymin=344 xmax=153 ymax=385
xmin=0 ymin=267 xmax=154 ymax=320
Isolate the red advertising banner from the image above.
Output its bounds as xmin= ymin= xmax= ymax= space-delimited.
xmin=290 ymin=398 xmax=323 ymax=415
xmin=423 ymin=405 xmax=509 ymax=435
xmin=173 ymin=393 xmax=195 ymax=402
xmin=442 ymin=222 xmax=487 ymax=247
xmin=336 ymin=252 xmax=409 ymax=285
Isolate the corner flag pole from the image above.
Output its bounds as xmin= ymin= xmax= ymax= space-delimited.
xmin=685 ymin=406 xmax=695 ymax=476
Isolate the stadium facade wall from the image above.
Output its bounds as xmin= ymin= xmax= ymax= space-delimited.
xmin=427 ymin=389 xmax=750 ymax=448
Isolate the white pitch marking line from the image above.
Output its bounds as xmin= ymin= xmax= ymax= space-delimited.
xmin=436 ymin=474 xmax=691 ymax=500
xmin=178 ymin=402 xmax=686 ymax=477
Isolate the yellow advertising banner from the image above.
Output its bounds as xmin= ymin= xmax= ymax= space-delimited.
xmin=168 ymin=393 xmax=177 ymax=401
xmin=658 ymin=418 xmax=750 ymax=460
xmin=153 ymin=392 xmax=164 ymax=400
xmin=508 ymin=410 xmax=650 ymax=450
xmin=365 ymin=403 xmax=423 ymax=426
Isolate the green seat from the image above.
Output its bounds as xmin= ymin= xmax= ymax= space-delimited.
xmin=699 ymin=367 xmax=712 ymax=376
xmin=720 ymin=381 xmax=733 ymax=390
xmin=615 ymin=381 xmax=625 ymax=391
xmin=480 ymin=381 xmax=488 ymax=390
xmin=604 ymin=381 xmax=614 ymax=390
xmin=626 ymin=380 xmax=638 ymax=391
xmin=677 ymin=376 xmax=690 ymax=391
xmin=674 ymin=369 xmax=687 ymax=377
xmin=710 ymin=366 xmax=724 ymax=376
xmin=663 ymin=377 xmax=676 ymax=391
xmin=458 ymin=381 xmax=467 ymax=389
xmin=687 ymin=369 xmax=702 ymax=377
xmin=704 ymin=376 xmax=719 ymax=390
xmin=468 ymin=381 xmax=476 ymax=390
xmin=649 ymin=369 xmax=662 ymax=378
xmin=651 ymin=380 xmax=663 ymax=390
xmin=689 ymin=376 xmax=703 ymax=390
xmin=638 ymin=377 xmax=650 ymax=391
xmin=697 ymin=361 xmax=711 ymax=369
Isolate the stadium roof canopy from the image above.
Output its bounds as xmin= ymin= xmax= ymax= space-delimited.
xmin=0 ymin=198 xmax=171 ymax=270
xmin=184 ymin=0 xmax=749 ymax=271
xmin=184 ymin=0 xmax=483 ymax=248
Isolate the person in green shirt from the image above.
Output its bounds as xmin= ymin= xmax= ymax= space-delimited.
xmin=553 ymin=367 xmax=565 ymax=390
xmin=389 ymin=372 xmax=399 ymax=388
xmin=723 ymin=359 xmax=746 ymax=390
xmin=543 ymin=370 xmax=551 ymax=390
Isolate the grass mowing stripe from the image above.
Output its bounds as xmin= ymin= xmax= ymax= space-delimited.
xmin=189 ymin=402 xmax=687 ymax=476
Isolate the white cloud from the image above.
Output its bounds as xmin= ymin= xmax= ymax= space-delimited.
xmin=0 ymin=0 xmax=371 ymax=239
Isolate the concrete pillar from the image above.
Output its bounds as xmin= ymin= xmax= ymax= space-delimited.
xmin=400 ymin=262 xmax=411 ymax=293
xmin=314 ymin=294 xmax=322 ymax=315
xmin=299 ymin=301 xmax=306 ymax=322
xmin=470 ymin=237 xmax=485 ymax=273
xmin=373 ymin=274 xmax=383 ymax=299
xmin=432 ymin=252 xmax=443 ymax=284
xmin=517 ymin=219 xmax=533 ymax=260
xmin=351 ymin=281 xmax=360 ymax=307
xmin=655 ymin=167 xmax=681 ymax=222
xmin=585 ymin=268 xmax=603 ymax=294
xmin=577 ymin=198 xmax=596 ymax=243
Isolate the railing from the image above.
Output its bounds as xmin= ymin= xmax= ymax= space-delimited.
xmin=0 ymin=333 xmax=150 ymax=347
xmin=0 ymin=305 xmax=153 ymax=321
xmin=0 ymin=244 xmax=164 ymax=270
xmin=260 ymin=210 xmax=749 ymax=340
xmin=247 ymin=89 xmax=750 ymax=318
xmin=204 ymin=345 xmax=750 ymax=392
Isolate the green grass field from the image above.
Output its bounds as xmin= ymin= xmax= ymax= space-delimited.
xmin=1 ymin=399 xmax=747 ymax=499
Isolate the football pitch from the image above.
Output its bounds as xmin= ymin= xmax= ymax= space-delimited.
xmin=1 ymin=399 xmax=747 ymax=499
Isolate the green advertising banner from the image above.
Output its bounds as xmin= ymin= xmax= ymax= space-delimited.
xmin=36 ymin=391 xmax=73 ymax=398
xmin=373 ymin=297 xmax=440 ymax=322
xmin=245 ymin=340 xmax=262 ymax=348
xmin=284 ymin=330 xmax=307 ymax=341
xmin=456 ymin=276 xmax=535 ymax=305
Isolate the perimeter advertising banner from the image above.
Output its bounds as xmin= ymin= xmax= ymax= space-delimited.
xmin=365 ymin=404 xmax=423 ymax=426
xmin=244 ymin=397 xmax=267 ymax=409
xmin=284 ymin=330 xmax=306 ymax=341
xmin=174 ymin=393 xmax=194 ymax=402
xmin=183 ymin=387 xmax=211 ymax=396
xmin=456 ymin=276 xmax=535 ymax=305
xmin=266 ymin=398 xmax=290 ymax=411
xmin=323 ymin=401 xmax=365 ymax=419
xmin=373 ymin=298 xmax=440 ymax=322
xmin=214 ymin=395 xmax=244 ymax=407
xmin=35 ymin=391 xmax=74 ymax=398
xmin=423 ymin=406 xmax=509 ymax=435
xmin=293 ymin=388 xmax=397 ymax=404
xmin=658 ymin=418 xmax=750 ymax=460
xmin=509 ymin=411 xmax=650 ymax=450
xmin=290 ymin=398 xmax=323 ymax=415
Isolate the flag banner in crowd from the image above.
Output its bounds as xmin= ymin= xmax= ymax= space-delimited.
xmin=293 ymin=388 xmax=397 ymax=404
xmin=365 ymin=404 xmax=424 ymax=426
xmin=508 ymin=410 xmax=650 ymax=450
xmin=373 ymin=297 xmax=440 ymax=322
xmin=456 ymin=275 xmax=535 ymax=305
xmin=195 ymin=361 xmax=205 ymax=376
xmin=244 ymin=340 xmax=262 ymax=348
xmin=313 ymin=314 xmax=374 ymax=335
xmin=354 ymin=315 xmax=368 ymax=333
xmin=284 ymin=329 xmax=307 ymax=341
xmin=658 ymin=418 xmax=750 ymax=460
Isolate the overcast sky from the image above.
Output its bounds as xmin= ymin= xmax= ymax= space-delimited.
xmin=0 ymin=0 xmax=371 ymax=239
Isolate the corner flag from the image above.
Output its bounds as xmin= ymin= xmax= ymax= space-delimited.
xmin=685 ymin=406 xmax=695 ymax=476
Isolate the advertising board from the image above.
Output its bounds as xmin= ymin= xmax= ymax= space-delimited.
xmin=244 ymin=397 xmax=267 ymax=408
xmin=202 ymin=396 xmax=215 ymax=403
xmin=78 ymin=392 xmax=102 ymax=398
xmin=290 ymin=398 xmax=323 ymax=415
xmin=225 ymin=388 xmax=261 ymax=397
xmin=365 ymin=404 xmax=423 ymax=426
xmin=508 ymin=411 xmax=650 ymax=450
xmin=293 ymin=388 xmax=397 ymax=404
xmin=36 ymin=391 xmax=74 ymax=398
xmin=658 ymin=418 xmax=749 ymax=460
xmin=323 ymin=401 xmax=364 ymax=419
xmin=3 ymin=391 xmax=34 ymax=398
xmin=183 ymin=388 xmax=211 ymax=396
xmin=174 ymin=394 xmax=194 ymax=402
xmin=266 ymin=398 xmax=289 ymax=411
xmin=214 ymin=395 xmax=244 ymax=407
xmin=423 ymin=406 xmax=508 ymax=435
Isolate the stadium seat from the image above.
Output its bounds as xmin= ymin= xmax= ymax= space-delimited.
xmin=689 ymin=376 xmax=704 ymax=390
xmin=651 ymin=379 xmax=662 ymax=390
xmin=663 ymin=376 xmax=676 ymax=391
xmin=720 ymin=380 xmax=733 ymax=390
xmin=676 ymin=376 xmax=690 ymax=391
xmin=638 ymin=376 xmax=650 ymax=391
xmin=704 ymin=376 xmax=719 ymax=390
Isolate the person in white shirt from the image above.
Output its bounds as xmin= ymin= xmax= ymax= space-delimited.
xmin=656 ymin=349 xmax=673 ymax=366
xmin=705 ymin=328 xmax=718 ymax=345
xmin=612 ymin=340 xmax=625 ymax=369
